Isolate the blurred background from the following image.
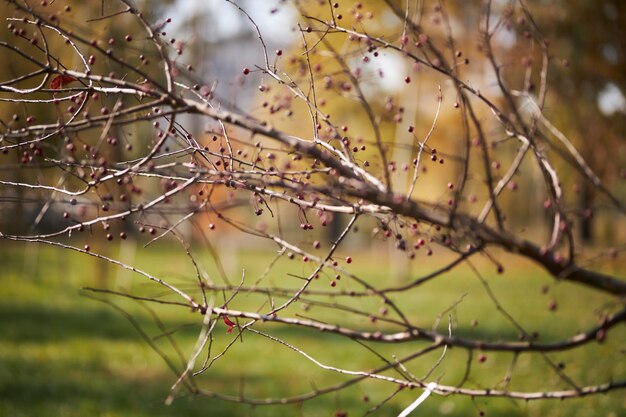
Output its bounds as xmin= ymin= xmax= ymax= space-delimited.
xmin=0 ymin=1 xmax=624 ymax=416
xmin=1 ymin=0 xmax=624 ymax=243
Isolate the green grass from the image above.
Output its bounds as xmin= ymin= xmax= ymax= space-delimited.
xmin=0 ymin=240 xmax=624 ymax=417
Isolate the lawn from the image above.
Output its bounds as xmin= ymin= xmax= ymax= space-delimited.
xmin=0 ymin=239 xmax=624 ymax=417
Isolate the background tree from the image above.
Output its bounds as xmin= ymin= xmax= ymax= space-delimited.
xmin=0 ymin=0 xmax=624 ymax=416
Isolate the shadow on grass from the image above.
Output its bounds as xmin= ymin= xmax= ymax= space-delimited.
xmin=0 ymin=302 xmax=201 ymax=343
xmin=0 ymin=355 xmax=243 ymax=417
